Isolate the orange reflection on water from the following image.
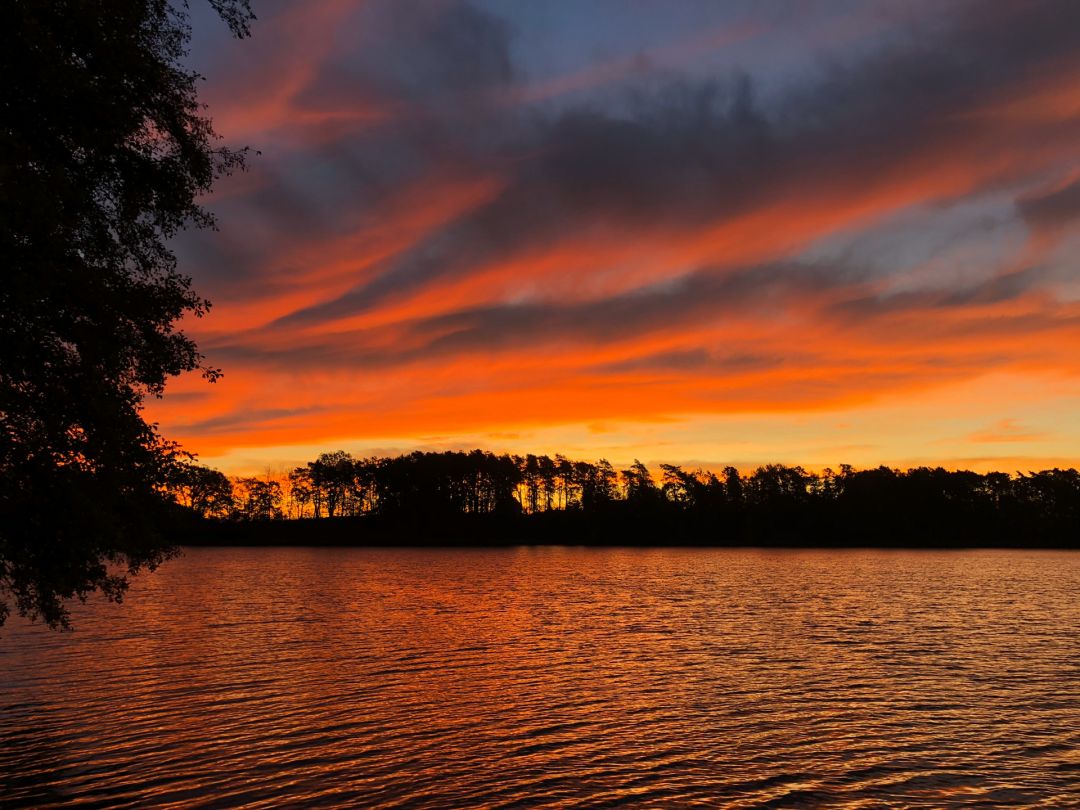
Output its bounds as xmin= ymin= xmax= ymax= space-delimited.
xmin=3 ymin=547 xmax=1080 ymax=808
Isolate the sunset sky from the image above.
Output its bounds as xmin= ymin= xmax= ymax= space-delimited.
xmin=150 ymin=0 xmax=1080 ymax=475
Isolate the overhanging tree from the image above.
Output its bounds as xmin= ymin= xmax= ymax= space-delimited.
xmin=0 ymin=0 xmax=253 ymax=627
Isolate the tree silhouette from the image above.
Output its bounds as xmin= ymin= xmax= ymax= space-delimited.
xmin=285 ymin=468 xmax=314 ymax=519
xmin=170 ymin=462 xmax=234 ymax=519
xmin=1 ymin=1 xmax=253 ymax=627
xmin=306 ymin=451 xmax=355 ymax=518
xmin=622 ymin=459 xmax=659 ymax=507
xmin=232 ymin=478 xmax=283 ymax=521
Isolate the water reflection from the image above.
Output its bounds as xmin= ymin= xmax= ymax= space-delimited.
xmin=3 ymin=548 xmax=1080 ymax=808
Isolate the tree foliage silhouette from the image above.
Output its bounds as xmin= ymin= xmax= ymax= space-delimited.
xmin=169 ymin=452 xmax=1080 ymax=549
xmin=0 ymin=0 xmax=253 ymax=627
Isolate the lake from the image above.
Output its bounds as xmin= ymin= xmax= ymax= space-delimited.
xmin=3 ymin=547 xmax=1080 ymax=808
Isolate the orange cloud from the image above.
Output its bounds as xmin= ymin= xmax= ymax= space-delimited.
xmin=966 ymin=419 xmax=1048 ymax=444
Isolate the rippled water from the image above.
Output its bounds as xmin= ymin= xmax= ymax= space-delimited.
xmin=3 ymin=547 xmax=1080 ymax=808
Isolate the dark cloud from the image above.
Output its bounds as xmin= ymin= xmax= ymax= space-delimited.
xmin=211 ymin=260 xmax=864 ymax=369
xmin=169 ymin=405 xmax=332 ymax=435
xmin=296 ymin=0 xmax=515 ymax=115
xmin=211 ymin=246 xmax=1075 ymax=375
xmin=1018 ymin=180 xmax=1080 ymax=234
xmin=271 ymin=0 xmax=1080 ymax=328
xmin=830 ymin=264 xmax=1055 ymax=320
xmin=598 ymin=348 xmax=787 ymax=375
xmin=410 ymin=261 xmax=849 ymax=353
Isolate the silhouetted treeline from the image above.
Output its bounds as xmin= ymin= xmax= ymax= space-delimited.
xmin=166 ymin=451 xmax=1080 ymax=547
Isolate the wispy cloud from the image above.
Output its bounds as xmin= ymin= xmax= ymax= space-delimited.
xmin=967 ymin=419 xmax=1048 ymax=445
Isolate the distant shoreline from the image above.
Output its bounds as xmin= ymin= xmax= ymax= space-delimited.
xmin=174 ymin=513 xmax=1080 ymax=550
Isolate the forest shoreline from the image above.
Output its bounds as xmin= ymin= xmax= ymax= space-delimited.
xmin=174 ymin=512 xmax=1080 ymax=550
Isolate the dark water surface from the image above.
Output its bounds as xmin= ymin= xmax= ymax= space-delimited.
xmin=3 ymin=547 xmax=1080 ymax=808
